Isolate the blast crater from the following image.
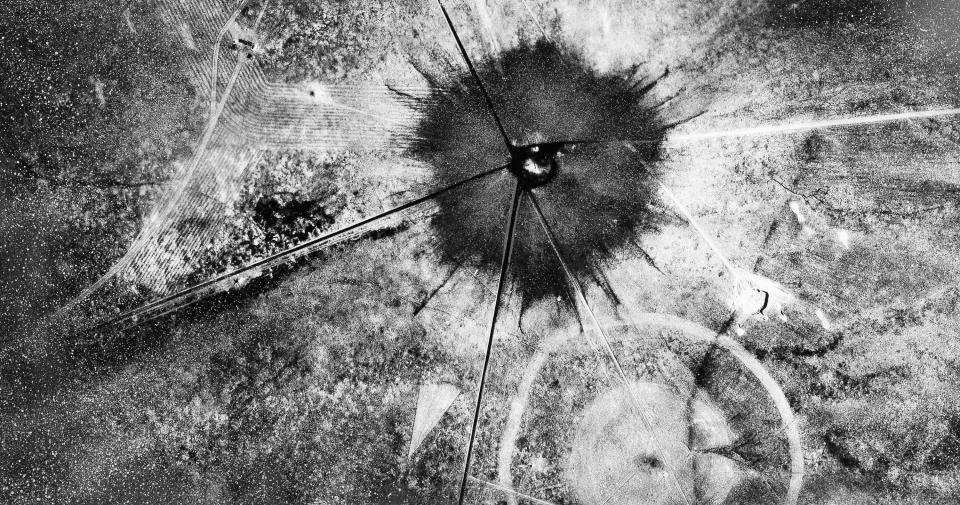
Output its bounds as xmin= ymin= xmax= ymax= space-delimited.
xmin=411 ymin=39 xmax=675 ymax=301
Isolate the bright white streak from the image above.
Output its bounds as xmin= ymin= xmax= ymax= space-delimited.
xmin=620 ymin=142 xmax=744 ymax=284
xmin=472 ymin=0 xmax=502 ymax=55
xmin=655 ymin=181 xmax=747 ymax=294
xmin=667 ymin=107 xmax=960 ymax=144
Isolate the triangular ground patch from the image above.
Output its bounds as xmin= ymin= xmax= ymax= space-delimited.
xmin=408 ymin=383 xmax=461 ymax=460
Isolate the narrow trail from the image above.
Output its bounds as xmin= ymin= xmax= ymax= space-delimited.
xmin=493 ymin=313 xmax=803 ymax=505
xmin=71 ymin=0 xmax=436 ymax=305
xmin=496 ymin=330 xmax=570 ymax=505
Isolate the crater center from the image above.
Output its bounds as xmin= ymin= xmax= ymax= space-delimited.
xmin=508 ymin=143 xmax=562 ymax=189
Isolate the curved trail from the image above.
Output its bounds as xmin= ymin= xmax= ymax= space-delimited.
xmin=69 ymin=0 xmax=435 ymax=306
xmin=496 ymin=330 xmax=571 ymax=505
xmin=494 ymin=313 xmax=803 ymax=505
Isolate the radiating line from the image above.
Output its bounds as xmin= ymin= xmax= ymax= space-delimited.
xmin=468 ymin=476 xmax=560 ymax=505
xmin=543 ymin=107 xmax=960 ymax=148
xmin=437 ymin=0 xmax=513 ymax=149
xmin=654 ymin=179 xmax=743 ymax=284
xmin=471 ymin=0 xmax=502 ymax=55
xmin=90 ymin=165 xmax=508 ymax=331
xmin=458 ymin=181 xmax=523 ymax=505
xmin=517 ymin=0 xmax=549 ymax=39
xmin=73 ymin=0 xmax=418 ymax=305
xmin=668 ymin=107 xmax=960 ymax=143
xmin=599 ymin=308 xmax=804 ymax=505
xmin=311 ymin=95 xmax=404 ymax=124
xmin=527 ymin=192 xmax=693 ymax=505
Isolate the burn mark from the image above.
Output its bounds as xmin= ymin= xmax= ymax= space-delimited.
xmin=411 ymin=39 xmax=674 ymax=301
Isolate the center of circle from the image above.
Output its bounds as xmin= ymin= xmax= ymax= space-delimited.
xmin=508 ymin=144 xmax=561 ymax=189
xmin=412 ymin=38 xmax=672 ymax=300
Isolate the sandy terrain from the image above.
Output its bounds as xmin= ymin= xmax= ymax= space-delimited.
xmin=3 ymin=1 xmax=960 ymax=504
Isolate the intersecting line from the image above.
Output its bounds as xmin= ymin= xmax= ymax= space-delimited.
xmin=67 ymin=54 xmax=251 ymax=309
xmin=468 ymin=476 xmax=560 ymax=505
xmin=437 ymin=0 xmax=514 ymax=149
xmin=458 ymin=180 xmax=524 ymax=505
xmin=655 ymin=178 xmax=744 ymax=285
xmin=88 ymin=164 xmax=508 ymax=331
xmin=210 ymin=0 xmax=251 ymax=112
xmin=526 ymin=191 xmax=694 ymax=505
xmin=668 ymin=107 xmax=960 ymax=143
xmin=516 ymin=0 xmax=550 ymax=40
xmin=540 ymin=107 xmax=960 ymax=147
xmin=624 ymin=140 xmax=804 ymax=503
xmin=524 ymin=115 xmax=699 ymax=150
xmin=601 ymin=309 xmax=804 ymax=505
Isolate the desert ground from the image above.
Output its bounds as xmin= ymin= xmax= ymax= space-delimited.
xmin=3 ymin=0 xmax=960 ymax=504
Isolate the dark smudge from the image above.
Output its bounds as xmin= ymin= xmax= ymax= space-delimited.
xmin=408 ymin=39 xmax=672 ymax=302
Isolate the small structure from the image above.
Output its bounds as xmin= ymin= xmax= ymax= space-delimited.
xmin=226 ymin=19 xmax=260 ymax=57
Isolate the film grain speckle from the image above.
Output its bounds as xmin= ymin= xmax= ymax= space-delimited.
xmin=3 ymin=1 xmax=960 ymax=504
